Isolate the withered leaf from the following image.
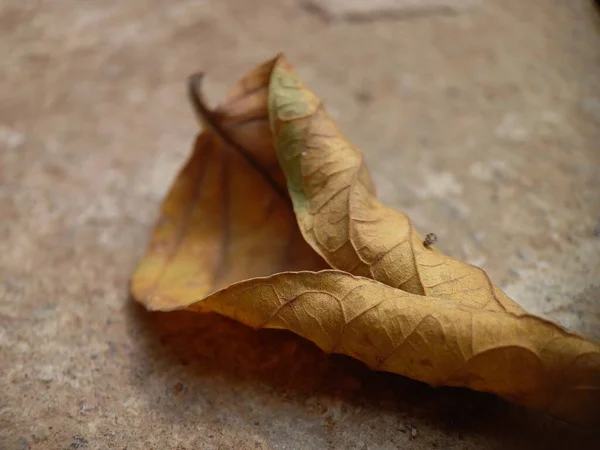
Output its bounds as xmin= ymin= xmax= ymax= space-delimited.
xmin=131 ymin=55 xmax=600 ymax=426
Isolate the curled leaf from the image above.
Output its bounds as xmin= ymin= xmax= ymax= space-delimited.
xmin=131 ymin=54 xmax=600 ymax=426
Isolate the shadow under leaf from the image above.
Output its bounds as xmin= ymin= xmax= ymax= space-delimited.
xmin=127 ymin=299 xmax=599 ymax=449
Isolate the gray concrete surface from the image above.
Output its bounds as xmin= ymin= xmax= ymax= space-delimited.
xmin=1 ymin=0 xmax=599 ymax=448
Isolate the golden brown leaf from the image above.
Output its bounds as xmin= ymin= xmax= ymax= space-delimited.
xmin=269 ymin=58 xmax=522 ymax=314
xmin=131 ymin=58 xmax=325 ymax=310
xmin=131 ymin=54 xmax=600 ymax=426
xmin=178 ymin=270 xmax=600 ymax=427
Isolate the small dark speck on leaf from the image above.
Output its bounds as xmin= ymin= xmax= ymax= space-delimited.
xmin=423 ymin=233 xmax=437 ymax=247
xmin=174 ymin=382 xmax=184 ymax=394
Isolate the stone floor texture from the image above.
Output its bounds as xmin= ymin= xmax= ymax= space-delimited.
xmin=1 ymin=0 xmax=599 ymax=449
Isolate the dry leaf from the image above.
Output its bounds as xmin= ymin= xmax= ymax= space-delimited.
xmin=186 ymin=271 xmax=600 ymax=428
xmin=131 ymin=59 xmax=325 ymax=310
xmin=131 ymin=55 xmax=600 ymax=426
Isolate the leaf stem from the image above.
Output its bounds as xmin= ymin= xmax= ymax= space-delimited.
xmin=187 ymin=73 xmax=290 ymax=202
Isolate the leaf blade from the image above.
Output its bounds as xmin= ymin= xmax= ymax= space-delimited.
xmin=187 ymin=270 xmax=600 ymax=427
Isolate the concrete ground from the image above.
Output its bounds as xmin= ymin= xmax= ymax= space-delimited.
xmin=1 ymin=0 xmax=599 ymax=448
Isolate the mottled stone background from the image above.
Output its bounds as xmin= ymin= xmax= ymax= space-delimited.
xmin=1 ymin=1 xmax=599 ymax=449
